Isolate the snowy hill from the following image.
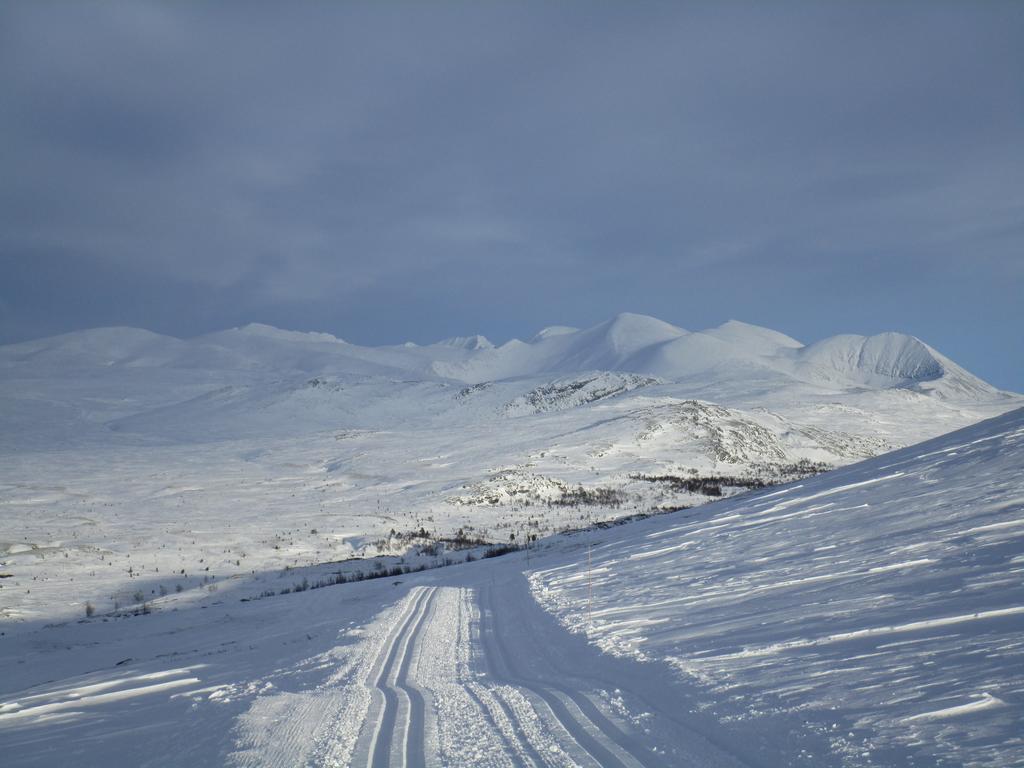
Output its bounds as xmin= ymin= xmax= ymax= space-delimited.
xmin=0 ymin=315 xmax=1020 ymax=766
xmin=0 ymin=314 xmax=1019 ymax=625
xmin=1 ymin=313 xmax=1014 ymax=456
xmin=503 ymin=372 xmax=662 ymax=416
xmin=533 ymin=405 xmax=1024 ymax=767
xmin=0 ymin=314 xmax=1008 ymax=398
xmin=790 ymin=331 xmax=998 ymax=398
xmin=436 ymin=334 xmax=495 ymax=350
xmin=1 ymin=407 xmax=1020 ymax=767
xmin=0 ymin=326 xmax=187 ymax=368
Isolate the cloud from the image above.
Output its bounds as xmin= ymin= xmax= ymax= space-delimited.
xmin=1 ymin=1 xmax=1022 ymax=387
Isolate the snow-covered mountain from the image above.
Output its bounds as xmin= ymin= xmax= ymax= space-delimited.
xmin=0 ymin=313 xmax=1019 ymax=628
xmin=1 ymin=313 xmax=1015 ymax=455
xmin=1 ymin=315 xmax=1021 ymax=765
xmin=0 ymin=313 xmax=1006 ymax=394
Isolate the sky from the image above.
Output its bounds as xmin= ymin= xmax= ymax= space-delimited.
xmin=1 ymin=2 xmax=1022 ymax=389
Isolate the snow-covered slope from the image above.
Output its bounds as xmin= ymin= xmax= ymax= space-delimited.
xmin=0 ymin=314 xmax=1008 ymax=399
xmin=0 ymin=326 xmax=187 ymax=368
xmin=0 ymin=314 xmax=1018 ymax=623
xmin=436 ymin=334 xmax=494 ymax=350
xmin=2 ymin=409 xmax=1020 ymax=767
xmin=503 ymin=372 xmax=662 ymax=416
xmin=533 ymin=406 xmax=1024 ymax=768
xmin=1 ymin=314 xmax=1020 ymax=766
xmin=790 ymin=331 xmax=998 ymax=398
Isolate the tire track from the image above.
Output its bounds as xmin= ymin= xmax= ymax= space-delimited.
xmin=462 ymin=684 xmax=537 ymax=767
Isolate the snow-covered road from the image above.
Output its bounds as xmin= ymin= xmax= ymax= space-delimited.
xmin=229 ymin=573 xmax=752 ymax=768
xmin=0 ymin=556 xmax=818 ymax=768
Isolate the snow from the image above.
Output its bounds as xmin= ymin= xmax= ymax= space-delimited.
xmin=794 ymin=332 xmax=943 ymax=386
xmin=2 ymin=315 xmax=1011 ymax=400
xmin=0 ymin=315 xmax=1018 ymax=625
xmin=702 ymin=319 xmax=804 ymax=352
xmin=0 ymin=327 xmax=186 ymax=368
xmin=3 ymin=408 xmax=1020 ymax=765
xmin=435 ymin=334 xmax=495 ymax=350
xmin=531 ymin=325 xmax=580 ymax=342
xmin=1 ymin=314 xmax=1022 ymax=765
xmin=532 ymin=407 xmax=1024 ymax=767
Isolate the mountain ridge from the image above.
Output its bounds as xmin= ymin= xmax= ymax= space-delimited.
xmin=1 ymin=313 xmax=1012 ymax=401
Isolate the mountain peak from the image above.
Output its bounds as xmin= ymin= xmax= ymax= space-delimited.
xmin=595 ymin=313 xmax=687 ymax=350
xmin=704 ymin=320 xmax=804 ymax=351
xmin=798 ymin=332 xmax=945 ymax=386
xmin=436 ymin=334 xmax=494 ymax=351
xmin=531 ymin=325 xmax=579 ymax=343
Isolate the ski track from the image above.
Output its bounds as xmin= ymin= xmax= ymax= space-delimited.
xmin=444 ymin=589 xmax=528 ymax=766
xmin=479 ymin=582 xmax=647 ymax=768
xmin=465 ymin=589 xmax=550 ymax=768
xmin=365 ymin=586 xmax=435 ymax=768
xmin=227 ymin=576 xmax=747 ymax=767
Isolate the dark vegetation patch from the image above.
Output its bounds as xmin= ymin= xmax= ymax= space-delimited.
xmin=238 ymin=540 xmax=523 ymax=603
xmin=548 ymin=486 xmax=629 ymax=508
xmin=630 ymin=473 xmax=764 ymax=497
xmin=630 ymin=460 xmax=830 ymax=497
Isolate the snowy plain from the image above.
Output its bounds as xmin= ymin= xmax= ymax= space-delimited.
xmin=1 ymin=313 xmax=1022 ymax=765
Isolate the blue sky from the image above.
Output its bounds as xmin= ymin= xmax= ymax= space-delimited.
xmin=1 ymin=2 xmax=1022 ymax=389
